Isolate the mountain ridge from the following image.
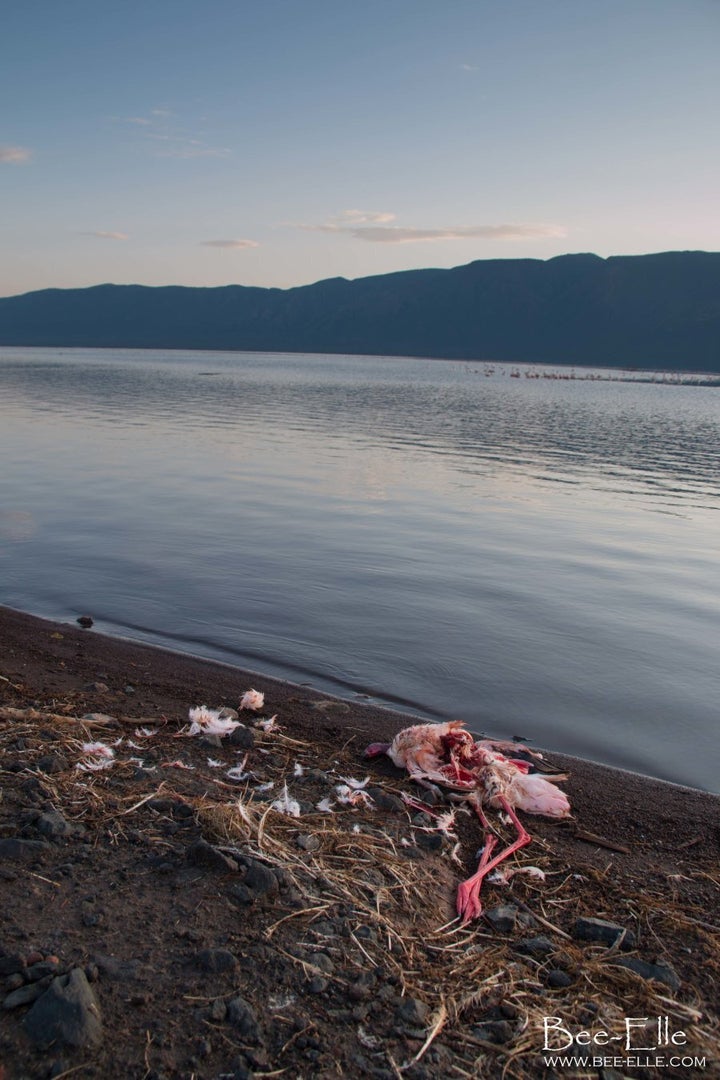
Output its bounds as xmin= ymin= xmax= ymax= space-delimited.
xmin=1 ymin=250 xmax=719 ymax=371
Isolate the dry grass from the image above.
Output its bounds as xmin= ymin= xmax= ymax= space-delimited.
xmin=2 ymin=703 xmax=719 ymax=1078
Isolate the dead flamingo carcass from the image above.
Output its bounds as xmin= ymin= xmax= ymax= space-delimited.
xmin=365 ymin=721 xmax=570 ymax=922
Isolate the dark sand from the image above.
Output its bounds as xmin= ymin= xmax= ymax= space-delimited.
xmin=1 ymin=605 xmax=718 ymax=1079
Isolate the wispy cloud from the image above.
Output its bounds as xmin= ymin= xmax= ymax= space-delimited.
xmin=201 ymin=238 xmax=259 ymax=249
xmin=119 ymin=108 xmax=230 ymax=159
xmin=460 ymin=63 xmax=479 ymax=71
xmin=297 ymin=213 xmax=566 ymax=244
xmin=81 ymin=231 xmax=129 ymax=241
xmin=335 ymin=209 xmax=397 ymax=225
xmin=0 ymin=145 xmax=32 ymax=164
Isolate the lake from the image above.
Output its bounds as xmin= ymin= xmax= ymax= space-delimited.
xmin=1 ymin=346 xmax=719 ymax=792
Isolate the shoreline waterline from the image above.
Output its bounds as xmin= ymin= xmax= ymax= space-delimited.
xmin=2 ymin=603 xmax=717 ymax=801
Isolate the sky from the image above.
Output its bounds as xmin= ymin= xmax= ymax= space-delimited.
xmin=1 ymin=0 xmax=719 ymax=297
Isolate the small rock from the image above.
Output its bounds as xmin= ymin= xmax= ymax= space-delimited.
xmin=36 ymin=810 xmax=86 ymax=839
xmin=310 ymin=952 xmax=334 ymax=974
xmin=4 ymin=973 xmax=24 ymax=991
xmin=366 ymin=787 xmax=405 ymax=813
xmin=22 ymin=968 xmax=103 ymax=1049
xmin=416 ymin=832 xmax=444 ymax=851
xmin=612 ymin=957 xmax=681 ymax=990
xmin=545 ymin=969 xmax=573 ymax=989
xmin=485 ymin=904 xmax=519 ymax=933
xmin=35 ymin=754 xmax=69 ymax=775
xmin=209 ymin=998 xmax=227 ymax=1022
xmin=187 ymin=839 xmax=238 ymax=873
xmin=92 ymin=955 xmax=142 ymax=982
xmin=0 ymin=838 xmax=50 ymax=860
xmin=123 ymin=684 xmax=136 ymax=695
xmin=226 ymin=996 xmax=261 ymax=1042
xmin=3 ymin=981 xmax=49 ymax=1009
xmin=306 ymin=975 xmax=328 ymax=993
xmin=296 ymin=834 xmax=321 ymax=852
xmin=471 ymin=1020 xmax=514 ymax=1044
xmin=573 ymin=917 xmax=636 ymax=950
xmin=26 ymin=959 xmax=62 ymax=981
xmin=515 ymin=935 xmax=557 ymax=958
xmin=83 ymin=681 xmax=109 ymax=694
xmin=227 ymin=725 xmax=255 ymax=750
xmin=195 ymin=949 xmax=237 ymax=974
xmin=395 ymin=997 xmax=428 ymax=1026
xmin=241 ymin=857 xmax=280 ymax=899
xmin=77 ymin=616 xmax=94 ymax=628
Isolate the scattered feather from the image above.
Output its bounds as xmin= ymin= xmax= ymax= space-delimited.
xmin=293 ymin=762 xmax=304 ymax=777
xmin=335 ymin=783 xmax=374 ymax=808
xmin=187 ymin=705 xmax=240 ymax=738
xmin=338 ymin=775 xmax=370 ymax=790
xmin=271 ymin=783 xmax=301 ymax=818
xmin=207 ymin=758 xmax=224 ymax=768
xmin=256 ymin=781 xmax=274 ymax=793
xmin=316 ymin=797 xmax=334 ymax=813
xmin=160 ymin=760 xmax=195 ymax=770
xmin=256 ymin=714 xmax=279 ymax=732
xmin=134 ymin=726 xmax=159 ymax=738
xmin=240 ymin=689 xmax=265 ymax=711
xmin=227 ymin=754 xmax=255 ymax=782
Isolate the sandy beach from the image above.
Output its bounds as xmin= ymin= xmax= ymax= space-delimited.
xmin=1 ymin=604 xmax=718 ymax=1078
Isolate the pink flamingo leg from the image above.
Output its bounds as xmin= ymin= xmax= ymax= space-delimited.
xmin=456 ymin=796 xmax=532 ymax=923
xmin=456 ymin=835 xmax=498 ymax=920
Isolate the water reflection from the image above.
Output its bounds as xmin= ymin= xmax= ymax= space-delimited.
xmin=1 ymin=347 xmax=719 ymax=791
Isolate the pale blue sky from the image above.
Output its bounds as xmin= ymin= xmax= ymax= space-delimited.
xmin=2 ymin=0 xmax=718 ymax=297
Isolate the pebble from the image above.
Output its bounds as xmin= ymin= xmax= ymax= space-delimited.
xmin=296 ymin=834 xmax=321 ymax=852
xmin=76 ymin=615 xmax=94 ymax=628
xmin=612 ymin=956 xmax=680 ymax=990
xmin=545 ymin=969 xmax=574 ymax=989
xmin=484 ymin=904 xmax=519 ymax=933
xmin=22 ymin=968 xmax=103 ymax=1049
xmin=226 ymin=995 xmax=261 ymax=1042
xmin=573 ymin=916 xmax=636 ymax=950
xmin=36 ymin=809 xmax=86 ymax=839
xmin=35 ymin=754 xmax=69 ymax=775
xmin=514 ymin=935 xmax=556 ymax=957
xmin=0 ymin=838 xmax=50 ymax=860
xmin=395 ymin=997 xmax=428 ymax=1026
xmin=186 ymin=839 xmax=239 ymax=873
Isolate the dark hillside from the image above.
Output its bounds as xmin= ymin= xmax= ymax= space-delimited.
xmin=1 ymin=251 xmax=719 ymax=370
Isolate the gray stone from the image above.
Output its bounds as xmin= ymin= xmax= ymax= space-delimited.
xmin=366 ymin=787 xmax=405 ymax=813
xmin=573 ymin=917 xmax=636 ymax=950
xmin=296 ymin=834 xmax=321 ymax=852
xmin=22 ymin=969 xmax=102 ymax=1049
xmin=92 ymin=955 xmax=142 ymax=982
xmin=187 ymin=839 xmax=239 ymax=873
xmin=227 ymin=724 xmax=255 ymax=750
xmin=306 ymin=975 xmax=328 ymax=993
xmin=226 ymin=995 xmax=261 ymax=1042
xmin=471 ymin=1020 xmax=514 ymax=1044
xmin=0 ymin=954 xmax=25 ymax=976
xmin=545 ymin=969 xmax=573 ymax=988
xmin=0 ymin=838 xmax=50 ymax=860
xmin=241 ymin=857 xmax=279 ymax=899
xmin=395 ymin=997 xmax=428 ymax=1025
xmin=3 ymin=981 xmax=49 ymax=1009
xmin=612 ymin=957 xmax=681 ymax=990
xmin=36 ymin=810 xmax=86 ymax=839
xmin=35 ymin=754 xmax=69 ymax=775
xmin=485 ymin=904 xmax=519 ymax=933
xmin=515 ymin=935 xmax=557 ymax=958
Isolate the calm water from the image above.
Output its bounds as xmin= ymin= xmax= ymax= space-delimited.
xmin=1 ymin=347 xmax=719 ymax=792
